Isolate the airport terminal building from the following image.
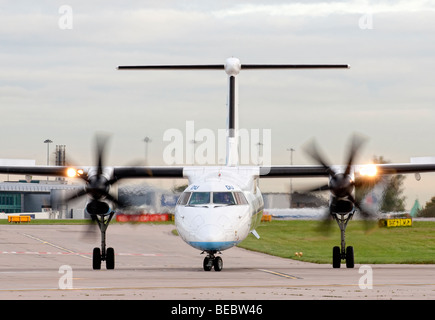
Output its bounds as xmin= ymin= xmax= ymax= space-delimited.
xmin=0 ymin=179 xmax=180 ymax=219
xmin=0 ymin=180 xmax=86 ymax=218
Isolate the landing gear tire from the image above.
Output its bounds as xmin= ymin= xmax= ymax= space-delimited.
xmin=346 ymin=246 xmax=354 ymax=269
xmin=106 ymin=247 xmax=115 ymax=270
xmin=332 ymin=246 xmax=341 ymax=268
xmin=93 ymin=247 xmax=101 ymax=270
xmin=213 ymin=256 xmax=223 ymax=272
xmin=91 ymin=211 xmax=116 ymax=270
xmin=203 ymin=253 xmax=223 ymax=271
xmin=203 ymin=256 xmax=213 ymax=271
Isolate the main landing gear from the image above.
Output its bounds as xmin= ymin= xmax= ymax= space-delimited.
xmin=332 ymin=212 xmax=354 ymax=268
xmin=202 ymin=250 xmax=223 ymax=271
xmin=91 ymin=211 xmax=116 ymax=270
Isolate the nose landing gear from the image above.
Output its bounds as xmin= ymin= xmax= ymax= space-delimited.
xmin=202 ymin=251 xmax=223 ymax=271
xmin=332 ymin=212 xmax=355 ymax=268
xmin=91 ymin=211 xmax=116 ymax=270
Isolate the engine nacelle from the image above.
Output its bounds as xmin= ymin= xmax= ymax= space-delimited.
xmin=85 ymin=200 xmax=112 ymax=216
xmin=329 ymin=173 xmax=354 ymax=198
xmin=330 ymin=198 xmax=354 ymax=215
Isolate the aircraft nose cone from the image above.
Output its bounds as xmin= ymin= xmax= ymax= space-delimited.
xmin=197 ymin=224 xmax=225 ymax=243
xmin=188 ymin=224 xmax=236 ymax=251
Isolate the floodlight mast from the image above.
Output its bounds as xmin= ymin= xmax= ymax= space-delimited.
xmin=118 ymin=58 xmax=350 ymax=166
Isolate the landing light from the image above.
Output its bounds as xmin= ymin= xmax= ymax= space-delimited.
xmin=359 ymin=164 xmax=377 ymax=177
xmin=67 ymin=168 xmax=77 ymax=178
xmin=67 ymin=168 xmax=84 ymax=178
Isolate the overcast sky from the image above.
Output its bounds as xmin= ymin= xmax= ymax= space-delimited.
xmin=1 ymin=1 xmax=435 ymax=209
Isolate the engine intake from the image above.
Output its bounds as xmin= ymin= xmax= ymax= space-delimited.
xmin=86 ymin=200 xmax=112 ymax=216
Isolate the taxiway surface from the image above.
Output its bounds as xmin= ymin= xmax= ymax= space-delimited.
xmin=0 ymin=224 xmax=434 ymax=300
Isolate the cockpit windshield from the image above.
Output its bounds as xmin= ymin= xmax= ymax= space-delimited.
xmin=213 ymin=192 xmax=236 ymax=205
xmin=188 ymin=192 xmax=211 ymax=205
xmin=179 ymin=191 xmax=248 ymax=206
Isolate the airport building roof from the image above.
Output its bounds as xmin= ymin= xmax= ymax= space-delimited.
xmin=0 ymin=181 xmax=82 ymax=193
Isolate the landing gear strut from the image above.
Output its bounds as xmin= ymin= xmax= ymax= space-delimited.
xmin=92 ymin=211 xmax=115 ymax=270
xmin=332 ymin=212 xmax=355 ymax=268
xmin=202 ymin=251 xmax=223 ymax=272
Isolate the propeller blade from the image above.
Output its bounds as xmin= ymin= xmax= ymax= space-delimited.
xmin=305 ymin=184 xmax=331 ymax=193
xmin=51 ymin=187 xmax=88 ymax=209
xmin=344 ymin=134 xmax=367 ymax=176
xmin=348 ymin=193 xmax=378 ymax=231
xmin=65 ymin=188 xmax=88 ymax=202
xmin=303 ymin=139 xmax=335 ymax=176
xmin=80 ymin=215 xmax=98 ymax=243
xmin=95 ymin=133 xmax=110 ymax=176
xmin=303 ymin=134 xmax=383 ymax=233
xmin=105 ymin=193 xmax=120 ymax=207
xmin=315 ymin=208 xmax=335 ymax=235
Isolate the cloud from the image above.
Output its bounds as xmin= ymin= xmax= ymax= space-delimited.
xmin=213 ymin=1 xmax=435 ymax=18
xmin=0 ymin=1 xmax=434 ymax=208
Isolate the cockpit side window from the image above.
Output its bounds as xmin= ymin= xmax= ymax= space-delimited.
xmin=188 ymin=192 xmax=211 ymax=205
xmin=177 ymin=192 xmax=191 ymax=205
xmin=234 ymin=192 xmax=248 ymax=205
xmin=213 ymin=192 xmax=236 ymax=205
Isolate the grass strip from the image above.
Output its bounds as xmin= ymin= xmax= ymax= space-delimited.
xmin=237 ymin=220 xmax=435 ymax=264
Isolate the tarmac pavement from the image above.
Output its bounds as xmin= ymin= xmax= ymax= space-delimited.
xmin=0 ymin=224 xmax=434 ymax=301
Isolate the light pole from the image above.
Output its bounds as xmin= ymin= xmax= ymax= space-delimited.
xmin=44 ymin=139 xmax=53 ymax=181
xmin=287 ymin=147 xmax=295 ymax=208
xmin=143 ymin=136 xmax=151 ymax=163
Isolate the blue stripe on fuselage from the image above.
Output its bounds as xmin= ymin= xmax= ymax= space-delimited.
xmin=188 ymin=241 xmax=239 ymax=251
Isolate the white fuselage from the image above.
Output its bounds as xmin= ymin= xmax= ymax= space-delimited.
xmin=174 ymin=59 xmax=264 ymax=253
xmin=174 ymin=167 xmax=263 ymax=252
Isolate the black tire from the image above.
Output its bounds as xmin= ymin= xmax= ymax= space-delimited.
xmin=332 ymin=246 xmax=341 ymax=268
xmin=93 ymin=247 xmax=101 ymax=270
xmin=346 ymin=246 xmax=354 ymax=268
xmin=213 ymin=256 xmax=223 ymax=272
xmin=203 ymin=257 xmax=212 ymax=271
xmin=106 ymin=247 xmax=115 ymax=270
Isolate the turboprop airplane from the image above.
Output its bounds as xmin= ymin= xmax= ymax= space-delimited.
xmin=2 ymin=57 xmax=435 ymax=271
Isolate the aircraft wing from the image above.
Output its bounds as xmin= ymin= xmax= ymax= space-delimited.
xmin=1 ymin=162 xmax=435 ymax=180
xmin=112 ymin=166 xmax=184 ymax=179
xmin=259 ymin=166 xmax=329 ymax=177
xmin=371 ymin=163 xmax=435 ymax=175
xmin=259 ymin=163 xmax=435 ymax=178
xmin=0 ymin=165 xmax=71 ymax=177
xmin=0 ymin=165 xmax=185 ymax=180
